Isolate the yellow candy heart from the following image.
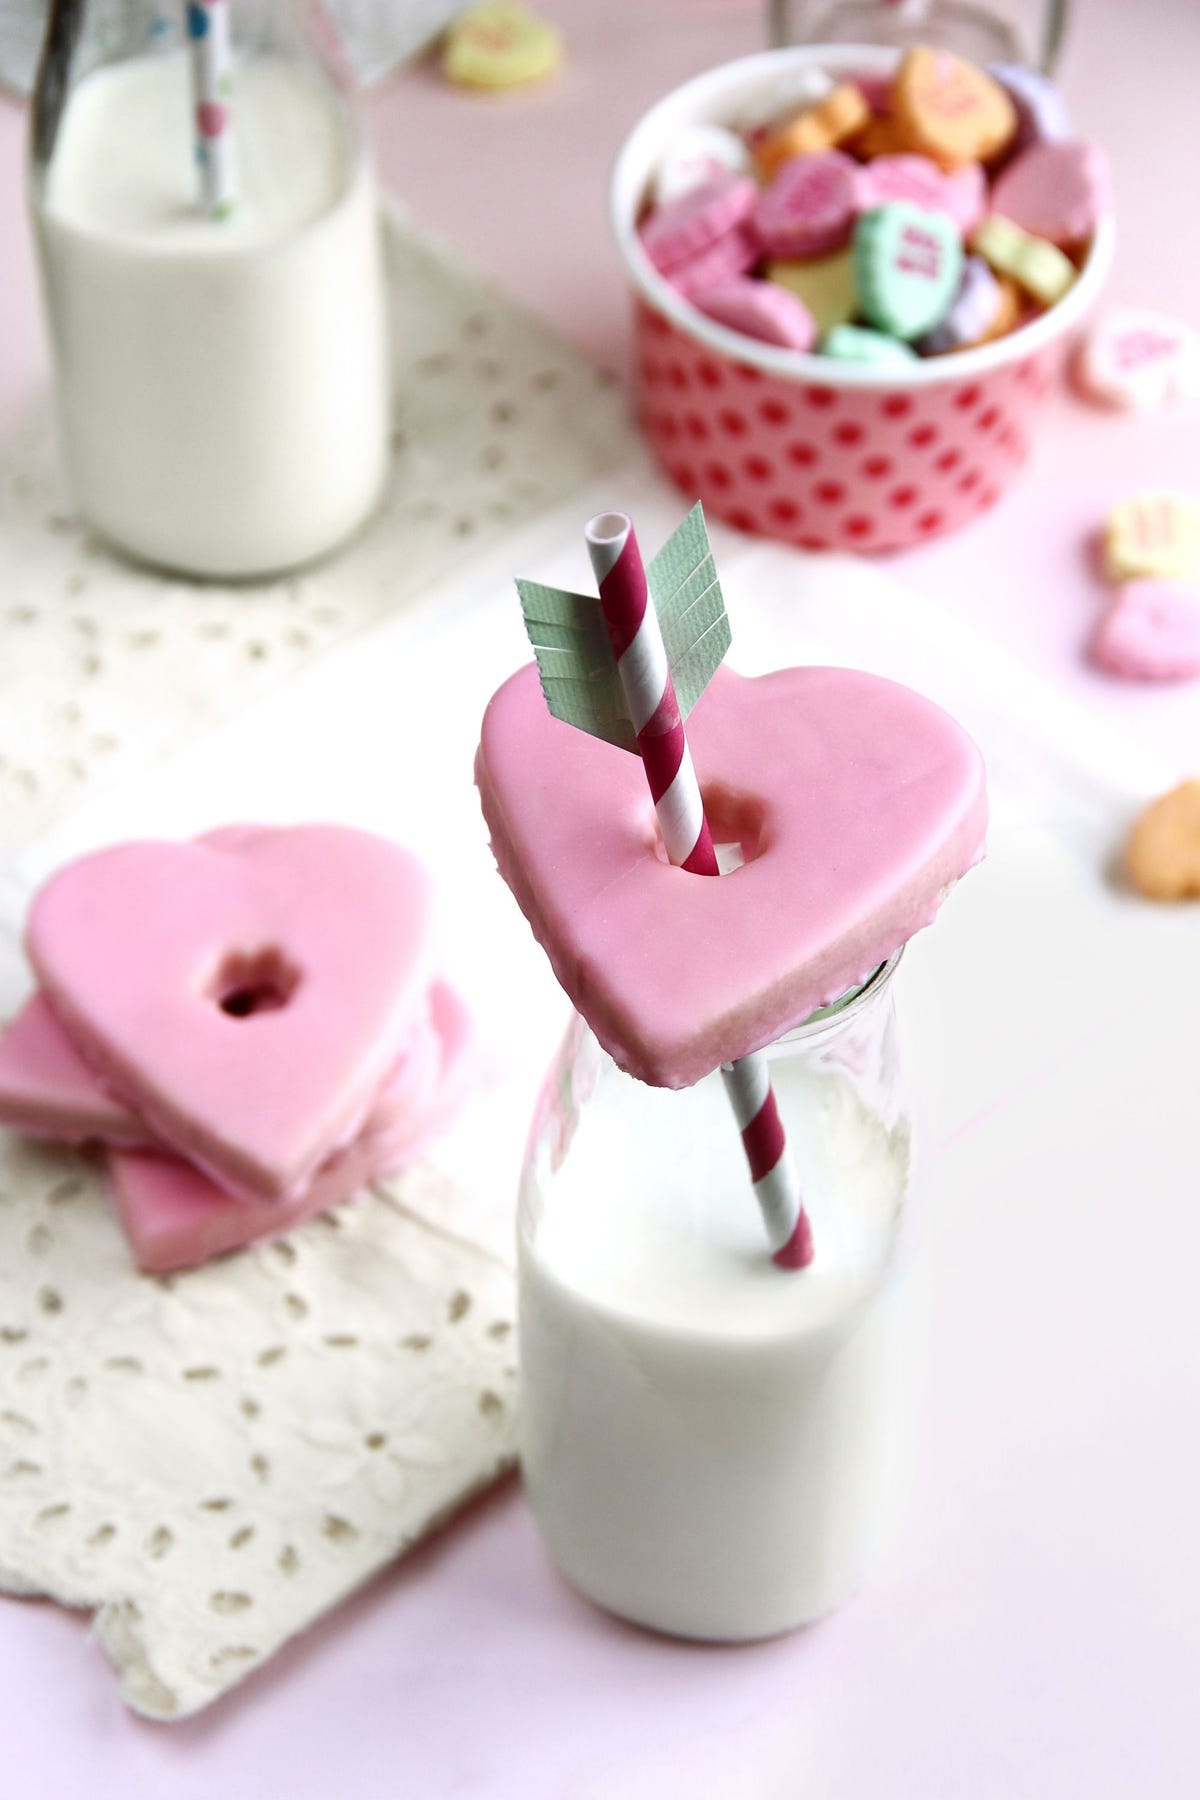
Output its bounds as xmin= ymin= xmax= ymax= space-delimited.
xmin=444 ymin=2 xmax=563 ymax=91
xmin=767 ymin=248 xmax=857 ymax=334
xmin=972 ymin=214 xmax=1076 ymax=306
xmin=1105 ymin=493 xmax=1200 ymax=584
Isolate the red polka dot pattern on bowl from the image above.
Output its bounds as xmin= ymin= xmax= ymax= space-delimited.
xmin=634 ymin=300 xmax=1060 ymax=552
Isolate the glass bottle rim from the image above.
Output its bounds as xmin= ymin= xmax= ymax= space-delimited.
xmin=771 ymin=948 xmax=903 ymax=1046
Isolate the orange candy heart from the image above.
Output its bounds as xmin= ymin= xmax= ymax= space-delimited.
xmin=753 ymin=83 xmax=872 ymax=180
xmin=891 ymin=48 xmax=1017 ymax=168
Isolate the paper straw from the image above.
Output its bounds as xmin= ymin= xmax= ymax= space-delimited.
xmin=186 ymin=0 xmax=236 ymax=218
xmin=584 ymin=511 xmax=813 ymax=1268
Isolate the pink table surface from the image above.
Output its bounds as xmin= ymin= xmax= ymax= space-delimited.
xmin=2 ymin=4 xmax=1199 ymax=1795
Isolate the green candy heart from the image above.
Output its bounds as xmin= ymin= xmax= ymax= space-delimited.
xmin=821 ymin=324 xmax=918 ymax=366
xmin=853 ymin=202 xmax=964 ymax=341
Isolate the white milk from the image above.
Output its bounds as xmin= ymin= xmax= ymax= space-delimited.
xmin=33 ymin=53 xmax=389 ymax=578
xmin=518 ymin=1016 xmax=917 ymax=1640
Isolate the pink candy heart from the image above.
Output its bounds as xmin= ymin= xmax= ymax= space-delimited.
xmin=1089 ymin=581 xmax=1200 ymax=682
xmin=752 ymin=150 xmax=859 ymax=259
xmin=477 ymin=664 xmax=986 ymax=1088
xmin=26 ymin=827 xmax=434 ymax=1202
xmin=692 ymin=276 xmax=816 ymax=350
xmin=854 ymin=153 xmax=986 ymax=236
xmin=1075 ymin=308 xmax=1200 ymax=411
xmin=990 ymin=138 xmax=1109 ymax=247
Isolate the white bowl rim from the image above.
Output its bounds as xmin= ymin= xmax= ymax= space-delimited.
xmin=610 ymin=43 xmax=1114 ymax=392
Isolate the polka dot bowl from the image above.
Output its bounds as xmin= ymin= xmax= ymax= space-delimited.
xmin=612 ymin=46 xmax=1113 ymax=553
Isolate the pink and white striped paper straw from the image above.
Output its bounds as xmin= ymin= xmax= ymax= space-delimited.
xmin=584 ymin=510 xmax=813 ymax=1268
xmin=186 ymin=0 xmax=236 ymax=219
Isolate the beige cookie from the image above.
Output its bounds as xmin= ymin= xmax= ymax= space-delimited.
xmin=1126 ymin=780 xmax=1200 ymax=899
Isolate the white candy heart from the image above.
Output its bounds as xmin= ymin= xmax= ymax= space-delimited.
xmin=1076 ymin=308 xmax=1200 ymax=411
xmin=652 ymin=124 xmax=752 ymax=208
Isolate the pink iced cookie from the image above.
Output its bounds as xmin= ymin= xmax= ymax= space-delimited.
xmin=1075 ymin=308 xmax=1200 ymax=411
xmin=666 ymin=222 xmax=758 ymax=299
xmin=854 ymin=153 xmax=986 ymax=235
xmin=640 ymin=173 xmax=758 ymax=275
xmin=27 ymin=827 xmax=434 ymax=1203
xmin=692 ymin=277 xmax=817 ymax=350
xmin=477 ymin=663 xmax=986 ymax=1088
xmin=0 ymin=992 xmax=151 ymax=1146
xmin=105 ymin=981 xmax=475 ymax=1273
xmin=1089 ymin=582 xmax=1200 ymax=682
xmin=990 ymin=138 xmax=1109 ymax=246
xmin=752 ymin=151 xmax=859 ymax=259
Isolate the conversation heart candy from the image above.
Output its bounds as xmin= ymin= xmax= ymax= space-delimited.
xmin=822 ymin=324 xmax=917 ymax=366
xmin=972 ymin=213 xmax=1075 ymax=305
xmin=1126 ymin=781 xmax=1200 ymax=901
xmin=1104 ymin=493 xmax=1200 ymax=583
xmin=1075 ymin=309 xmax=1200 ymax=410
xmin=1089 ymin=581 xmax=1200 ymax=682
xmin=753 ymin=150 xmax=859 ymax=259
xmin=915 ymin=255 xmax=1003 ymax=354
xmin=443 ymin=1 xmax=562 ymax=89
xmin=666 ymin=223 xmax=758 ymax=299
xmin=477 ymin=664 xmax=986 ymax=1089
xmin=849 ymin=112 xmax=909 ymax=160
xmin=854 ymin=153 xmax=986 ymax=235
xmin=892 ymin=47 xmax=1017 ymax=166
xmin=641 ymin=172 xmax=758 ymax=274
xmin=991 ymin=139 xmax=1110 ymax=246
xmin=854 ymin=202 xmax=964 ymax=340
xmin=652 ymin=123 xmax=753 ymax=208
xmin=753 ymin=82 xmax=871 ymax=180
xmin=988 ymin=64 xmax=1072 ymax=151
xmin=693 ymin=277 xmax=817 ymax=350
xmin=26 ymin=827 xmax=435 ymax=1203
xmin=766 ymin=246 xmax=857 ymax=332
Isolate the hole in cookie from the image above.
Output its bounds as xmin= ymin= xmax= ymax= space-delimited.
xmin=210 ymin=948 xmax=301 ymax=1019
xmin=645 ymin=784 xmax=768 ymax=871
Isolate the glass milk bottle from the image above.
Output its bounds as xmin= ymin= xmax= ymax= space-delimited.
xmin=518 ymin=954 xmax=918 ymax=1640
xmin=29 ymin=0 xmax=390 ymax=578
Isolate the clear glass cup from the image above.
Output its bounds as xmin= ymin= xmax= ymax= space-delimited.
xmin=29 ymin=0 xmax=390 ymax=579
xmin=518 ymin=955 xmax=919 ymax=1641
xmin=767 ymin=0 xmax=1070 ymax=73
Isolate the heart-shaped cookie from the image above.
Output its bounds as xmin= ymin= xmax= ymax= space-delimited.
xmin=1089 ymin=581 xmax=1200 ymax=682
xmin=26 ymin=827 xmax=434 ymax=1200
xmin=477 ymin=665 xmax=986 ymax=1088
xmin=105 ymin=983 xmax=475 ymax=1272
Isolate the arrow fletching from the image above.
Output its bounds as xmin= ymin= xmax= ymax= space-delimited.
xmin=516 ymin=503 xmax=729 ymax=751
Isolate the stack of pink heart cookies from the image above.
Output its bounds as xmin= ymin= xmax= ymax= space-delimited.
xmin=0 ymin=825 xmax=473 ymax=1272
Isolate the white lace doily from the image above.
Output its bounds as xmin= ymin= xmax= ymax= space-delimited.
xmin=0 ymin=200 xmax=633 ymax=852
xmin=0 ymin=1132 xmax=518 ymax=1720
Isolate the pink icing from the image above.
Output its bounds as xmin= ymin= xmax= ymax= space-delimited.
xmin=476 ymin=664 xmax=987 ymax=1088
xmin=0 ymin=993 xmax=151 ymax=1147
xmin=104 ymin=980 xmax=475 ymax=1272
xmin=25 ymin=827 xmax=434 ymax=1202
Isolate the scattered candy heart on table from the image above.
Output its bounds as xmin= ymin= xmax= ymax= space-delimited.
xmin=1089 ymin=581 xmax=1200 ymax=682
xmin=442 ymin=0 xmax=562 ymax=90
xmin=476 ymin=663 xmax=986 ymax=1089
xmin=1075 ymin=308 xmax=1200 ymax=410
xmin=1126 ymin=781 xmax=1200 ymax=901
xmin=1104 ymin=492 xmax=1200 ymax=583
